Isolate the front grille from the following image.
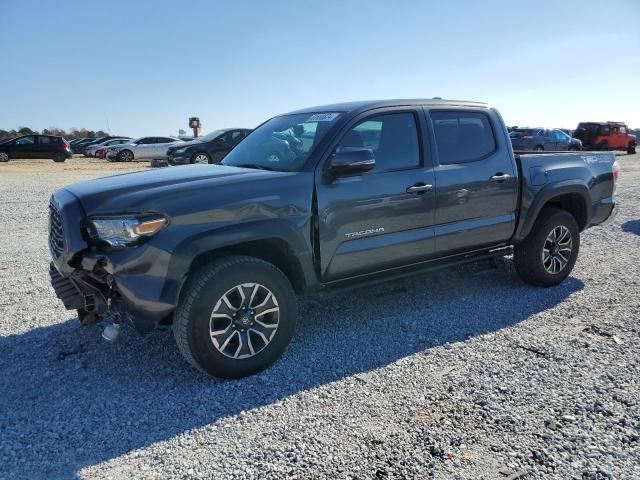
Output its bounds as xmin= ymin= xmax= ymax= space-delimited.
xmin=49 ymin=198 xmax=64 ymax=258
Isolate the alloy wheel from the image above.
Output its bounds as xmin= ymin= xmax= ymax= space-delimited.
xmin=209 ymin=283 xmax=280 ymax=359
xmin=542 ymin=225 xmax=572 ymax=274
xmin=0 ymin=152 xmax=8 ymax=162
xmin=193 ymin=154 xmax=209 ymax=164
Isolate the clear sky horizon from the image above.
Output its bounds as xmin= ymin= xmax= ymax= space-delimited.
xmin=1 ymin=0 xmax=639 ymax=137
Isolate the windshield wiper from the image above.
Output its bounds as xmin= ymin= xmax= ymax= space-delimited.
xmin=234 ymin=163 xmax=277 ymax=171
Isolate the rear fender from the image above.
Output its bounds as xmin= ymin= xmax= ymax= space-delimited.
xmin=513 ymin=181 xmax=591 ymax=242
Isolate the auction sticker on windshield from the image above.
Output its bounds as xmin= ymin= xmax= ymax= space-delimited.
xmin=306 ymin=113 xmax=340 ymax=122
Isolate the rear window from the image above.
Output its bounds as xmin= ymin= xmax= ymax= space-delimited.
xmin=431 ymin=111 xmax=496 ymax=164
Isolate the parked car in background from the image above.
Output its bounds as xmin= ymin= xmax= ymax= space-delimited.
xmin=85 ymin=138 xmax=132 ymax=157
xmin=106 ymin=136 xmax=184 ymax=162
xmin=81 ymin=136 xmax=130 ymax=156
xmin=71 ymin=138 xmax=97 ymax=154
xmin=573 ymin=122 xmax=636 ymax=153
xmin=510 ymin=128 xmax=582 ymax=151
xmin=0 ymin=135 xmax=72 ymax=162
xmin=166 ymin=128 xmax=251 ymax=164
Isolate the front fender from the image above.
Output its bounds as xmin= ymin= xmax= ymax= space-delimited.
xmin=160 ymin=218 xmax=316 ymax=306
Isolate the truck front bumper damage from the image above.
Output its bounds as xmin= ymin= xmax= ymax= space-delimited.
xmin=49 ymin=254 xmax=176 ymax=334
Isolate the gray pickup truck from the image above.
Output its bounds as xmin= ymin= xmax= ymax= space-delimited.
xmin=49 ymin=99 xmax=618 ymax=378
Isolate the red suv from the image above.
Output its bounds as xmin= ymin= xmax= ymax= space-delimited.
xmin=574 ymin=122 xmax=636 ymax=154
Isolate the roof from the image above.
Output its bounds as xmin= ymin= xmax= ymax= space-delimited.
xmin=285 ymin=98 xmax=488 ymax=115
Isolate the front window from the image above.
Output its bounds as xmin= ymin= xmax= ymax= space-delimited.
xmin=221 ymin=112 xmax=342 ymax=171
xmin=15 ymin=136 xmax=35 ymax=145
xmin=199 ymin=130 xmax=227 ymax=142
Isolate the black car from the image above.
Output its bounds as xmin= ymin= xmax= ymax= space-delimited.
xmin=71 ymin=138 xmax=97 ymax=154
xmin=166 ymin=128 xmax=251 ymax=165
xmin=0 ymin=135 xmax=72 ymax=162
xmin=509 ymin=128 xmax=582 ymax=151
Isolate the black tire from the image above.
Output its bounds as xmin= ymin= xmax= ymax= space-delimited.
xmin=0 ymin=151 xmax=9 ymax=162
xmin=628 ymin=143 xmax=636 ymax=154
xmin=190 ymin=152 xmax=211 ymax=164
xmin=534 ymin=145 xmax=544 ymax=151
xmin=599 ymin=142 xmax=609 ymax=151
xmin=568 ymin=146 xmax=578 ymax=151
xmin=53 ymin=152 xmax=66 ymax=163
xmin=514 ymin=208 xmax=580 ymax=287
xmin=117 ymin=149 xmax=134 ymax=162
xmin=173 ymin=256 xmax=298 ymax=379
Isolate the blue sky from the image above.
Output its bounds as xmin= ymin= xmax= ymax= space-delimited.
xmin=1 ymin=0 xmax=639 ymax=137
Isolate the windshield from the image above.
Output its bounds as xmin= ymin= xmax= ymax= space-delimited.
xmin=198 ymin=129 xmax=227 ymax=142
xmin=221 ymin=112 xmax=342 ymax=171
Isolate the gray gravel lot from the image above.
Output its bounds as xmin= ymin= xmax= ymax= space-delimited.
xmin=0 ymin=155 xmax=638 ymax=479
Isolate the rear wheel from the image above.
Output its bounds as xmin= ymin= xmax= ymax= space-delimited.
xmin=173 ymin=256 xmax=298 ymax=379
xmin=534 ymin=145 xmax=544 ymax=151
xmin=0 ymin=152 xmax=9 ymax=162
xmin=191 ymin=152 xmax=211 ymax=164
xmin=53 ymin=152 xmax=66 ymax=163
xmin=117 ymin=149 xmax=134 ymax=162
xmin=628 ymin=143 xmax=636 ymax=154
xmin=514 ymin=208 xmax=580 ymax=287
xmin=599 ymin=142 xmax=609 ymax=151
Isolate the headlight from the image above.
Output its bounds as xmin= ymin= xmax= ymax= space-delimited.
xmin=87 ymin=214 xmax=167 ymax=248
xmin=173 ymin=148 xmax=187 ymax=154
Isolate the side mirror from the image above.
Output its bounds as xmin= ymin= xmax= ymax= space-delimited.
xmin=328 ymin=148 xmax=375 ymax=176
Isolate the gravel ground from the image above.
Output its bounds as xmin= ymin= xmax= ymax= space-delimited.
xmin=0 ymin=154 xmax=638 ymax=480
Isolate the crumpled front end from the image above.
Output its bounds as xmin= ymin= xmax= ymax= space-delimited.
xmin=48 ymin=189 xmax=177 ymax=333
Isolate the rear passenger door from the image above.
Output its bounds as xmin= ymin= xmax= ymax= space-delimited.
xmin=35 ymin=136 xmax=54 ymax=158
xmin=428 ymin=109 xmax=518 ymax=254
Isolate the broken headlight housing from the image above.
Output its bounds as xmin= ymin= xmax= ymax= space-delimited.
xmin=87 ymin=214 xmax=167 ymax=248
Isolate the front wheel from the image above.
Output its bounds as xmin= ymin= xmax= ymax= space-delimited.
xmin=0 ymin=152 xmax=9 ymax=162
xmin=599 ymin=142 xmax=609 ymax=151
xmin=53 ymin=152 xmax=66 ymax=163
xmin=628 ymin=143 xmax=636 ymax=154
xmin=514 ymin=208 xmax=580 ymax=287
xmin=173 ymin=256 xmax=298 ymax=379
xmin=191 ymin=152 xmax=211 ymax=164
xmin=534 ymin=145 xmax=544 ymax=151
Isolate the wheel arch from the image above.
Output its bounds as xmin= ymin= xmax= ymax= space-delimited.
xmin=514 ymin=182 xmax=591 ymax=242
xmin=184 ymin=238 xmax=308 ymax=295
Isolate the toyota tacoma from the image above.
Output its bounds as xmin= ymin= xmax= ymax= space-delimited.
xmin=49 ymin=99 xmax=619 ymax=379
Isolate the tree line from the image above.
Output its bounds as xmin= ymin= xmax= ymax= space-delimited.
xmin=0 ymin=127 xmax=110 ymax=142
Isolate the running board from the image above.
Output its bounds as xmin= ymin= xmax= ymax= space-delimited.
xmin=319 ymin=245 xmax=513 ymax=293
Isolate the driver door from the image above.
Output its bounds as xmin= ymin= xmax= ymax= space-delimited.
xmin=315 ymin=109 xmax=436 ymax=281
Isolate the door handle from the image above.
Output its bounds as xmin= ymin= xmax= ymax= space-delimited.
xmin=406 ymin=184 xmax=433 ymax=194
xmin=490 ymin=173 xmax=511 ymax=183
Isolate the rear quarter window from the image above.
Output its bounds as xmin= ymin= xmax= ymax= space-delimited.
xmin=431 ymin=111 xmax=496 ymax=164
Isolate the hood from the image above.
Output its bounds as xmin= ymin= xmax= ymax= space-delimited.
xmin=168 ymin=139 xmax=205 ymax=149
xmin=63 ymin=164 xmax=294 ymax=214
